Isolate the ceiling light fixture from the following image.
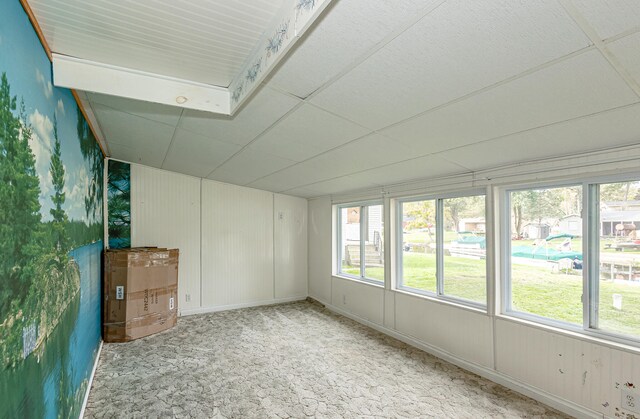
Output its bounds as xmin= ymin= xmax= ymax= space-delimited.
xmin=176 ymin=96 xmax=188 ymax=104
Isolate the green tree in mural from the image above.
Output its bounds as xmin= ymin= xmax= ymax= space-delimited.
xmin=0 ymin=73 xmax=43 ymax=320
xmin=49 ymin=115 xmax=70 ymax=269
xmin=76 ymin=111 xmax=103 ymax=224
xmin=107 ymin=160 xmax=131 ymax=248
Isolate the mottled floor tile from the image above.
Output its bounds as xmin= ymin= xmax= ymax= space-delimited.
xmin=84 ymin=300 xmax=571 ymax=418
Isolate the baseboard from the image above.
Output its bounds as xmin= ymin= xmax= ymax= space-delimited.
xmin=179 ymin=296 xmax=308 ymax=317
xmin=323 ymin=302 xmax=601 ymax=419
xmin=80 ymin=340 xmax=103 ymax=419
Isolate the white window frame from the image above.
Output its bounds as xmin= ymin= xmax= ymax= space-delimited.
xmin=335 ymin=200 xmax=384 ymax=284
xmin=501 ymin=175 xmax=640 ymax=347
xmin=395 ymin=189 xmax=487 ymax=309
xmin=501 ymin=181 xmax=585 ymax=330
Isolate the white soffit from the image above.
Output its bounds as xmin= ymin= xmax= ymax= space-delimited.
xmin=44 ymin=0 xmax=333 ymax=115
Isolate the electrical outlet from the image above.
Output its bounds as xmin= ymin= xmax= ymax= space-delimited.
xmin=622 ymin=389 xmax=640 ymax=414
xmin=185 ymin=293 xmax=191 ymax=302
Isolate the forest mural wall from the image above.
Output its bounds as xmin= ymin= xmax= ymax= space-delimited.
xmin=107 ymin=160 xmax=131 ymax=249
xmin=0 ymin=2 xmax=104 ymax=418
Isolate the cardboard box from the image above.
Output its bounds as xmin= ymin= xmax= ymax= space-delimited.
xmin=103 ymin=248 xmax=179 ymax=342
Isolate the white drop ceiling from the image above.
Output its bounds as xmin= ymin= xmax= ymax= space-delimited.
xmin=31 ymin=0 xmax=640 ymax=198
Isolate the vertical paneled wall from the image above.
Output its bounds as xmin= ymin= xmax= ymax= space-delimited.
xmin=308 ymin=197 xmax=332 ymax=303
xmin=274 ymin=194 xmax=308 ymax=299
xmin=201 ymin=180 xmax=274 ymax=307
xmin=128 ymin=164 xmax=307 ymax=314
xmin=309 ymin=195 xmax=640 ymax=418
xmin=130 ymin=165 xmax=201 ymax=311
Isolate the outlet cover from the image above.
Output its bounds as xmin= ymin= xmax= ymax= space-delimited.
xmin=622 ymin=389 xmax=640 ymax=414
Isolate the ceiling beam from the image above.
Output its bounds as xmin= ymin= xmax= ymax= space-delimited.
xmin=52 ymin=54 xmax=231 ymax=115
xmin=228 ymin=0 xmax=334 ymax=113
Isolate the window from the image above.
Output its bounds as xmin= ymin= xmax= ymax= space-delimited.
xmin=398 ymin=192 xmax=486 ymax=306
xmin=590 ymin=180 xmax=640 ymax=339
xmin=337 ymin=202 xmax=384 ymax=283
xmin=504 ymin=179 xmax=640 ymax=344
xmin=506 ymin=185 xmax=583 ymax=324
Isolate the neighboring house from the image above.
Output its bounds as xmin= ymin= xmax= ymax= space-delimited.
xmin=600 ymin=210 xmax=640 ymax=236
xmin=458 ymin=218 xmax=486 ymax=232
xmin=602 ymin=200 xmax=640 ymax=211
xmin=523 ymin=223 xmax=551 ymax=239
xmin=557 ymin=214 xmax=582 ymax=236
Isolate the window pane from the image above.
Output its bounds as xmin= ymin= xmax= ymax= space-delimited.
xmin=443 ymin=196 xmax=486 ymax=304
xmin=401 ymin=200 xmax=436 ymax=293
xmin=596 ymin=181 xmax=640 ymax=337
xmin=509 ymin=185 xmax=583 ymax=323
xmin=364 ymin=205 xmax=384 ymax=281
xmin=340 ymin=206 xmax=361 ymax=277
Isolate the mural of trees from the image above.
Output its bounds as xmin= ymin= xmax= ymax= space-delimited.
xmin=0 ymin=73 xmax=42 ymax=321
xmin=107 ymin=160 xmax=131 ymax=248
xmin=77 ymin=111 xmax=103 ymax=224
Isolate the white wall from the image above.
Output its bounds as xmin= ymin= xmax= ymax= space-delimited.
xmin=128 ymin=163 xmax=308 ymax=314
xmin=131 ymin=165 xmax=201 ymax=311
xmin=308 ymin=197 xmax=332 ymax=303
xmin=274 ymin=194 xmax=308 ymax=299
xmin=308 ymin=147 xmax=640 ymax=419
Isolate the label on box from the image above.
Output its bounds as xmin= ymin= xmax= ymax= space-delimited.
xmin=169 ymin=297 xmax=175 ymax=310
xmin=116 ymin=286 xmax=124 ymax=300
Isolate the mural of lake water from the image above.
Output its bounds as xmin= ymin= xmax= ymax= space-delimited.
xmin=0 ymin=2 xmax=105 ymax=416
xmin=0 ymin=241 xmax=102 ymax=419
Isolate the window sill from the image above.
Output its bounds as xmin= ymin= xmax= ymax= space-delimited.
xmin=333 ymin=274 xmax=385 ymax=289
xmin=394 ymin=287 xmax=488 ymax=316
xmin=497 ymin=313 xmax=640 ymax=355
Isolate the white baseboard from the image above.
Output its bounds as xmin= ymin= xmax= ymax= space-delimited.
xmin=80 ymin=340 xmax=103 ymax=419
xmin=179 ymin=296 xmax=307 ymax=317
xmin=321 ymin=301 xmax=600 ymax=419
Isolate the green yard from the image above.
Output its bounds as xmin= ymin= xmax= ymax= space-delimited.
xmin=343 ymin=251 xmax=640 ymax=337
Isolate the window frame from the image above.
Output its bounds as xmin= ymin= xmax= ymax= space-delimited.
xmin=335 ymin=200 xmax=384 ymax=285
xmin=501 ymin=181 xmax=586 ymax=330
xmin=395 ymin=189 xmax=488 ymax=309
xmin=501 ymin=175 xmax=640 ymax=347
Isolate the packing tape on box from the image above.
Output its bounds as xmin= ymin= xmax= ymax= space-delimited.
xmin=103 ymin=310 xmax=177 ymax=328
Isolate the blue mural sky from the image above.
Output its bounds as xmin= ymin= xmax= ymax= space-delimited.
xmin=0 ymin=0 xmax=98 ymax=223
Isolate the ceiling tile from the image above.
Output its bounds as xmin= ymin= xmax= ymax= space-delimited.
xmin=248 ymin=133 xmax=421 ymax=192
xmin=345 ymin=155 xmax=467 ymax=187
xmin=108 ymin=143 xmax=166 ymax=168
xmin=381 ymin=50 xmax=638 ymax=156
xmin=607 ymin=32 xmax=640 ymax=86
xmin=88 ymin=92 xmax=182 ymax=126
xmin=92 ymin=103 xmax=176 ymax=152
xmin=571 ymin=0 xmax=640 ymax=40
xmin=248 ymin=104 xmax=370 ymax=161
xmin=437 ymin=103 xmax=640 ymax=171
xmin=268 ymin=0 xmax=440 ymax=98
xmin=310 ymin=0 xmax=590 ymax=129
xmin=282 ymin=175 xmax=381 ymax=197
xmin=208 ymin=149 xmax=297 ymax=186
xmin=305 ymin=133 xmax=417 ymax=174
xmin=161 ymin=128 xmax=242 ymax=178
xmin=247 ymin=159 xmax=333 ymax=192
xmin=178 ymin=86 xmax=300 ymax=146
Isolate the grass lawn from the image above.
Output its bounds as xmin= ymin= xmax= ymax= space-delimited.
xmin=343 ymin=251 xmax=640 ymax=337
